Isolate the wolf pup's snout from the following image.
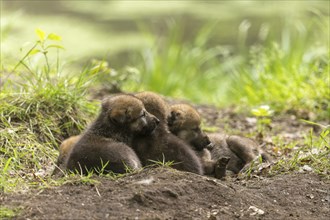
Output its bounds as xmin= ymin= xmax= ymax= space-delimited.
xmin=140 ymin=111 xmax=159 ymax=135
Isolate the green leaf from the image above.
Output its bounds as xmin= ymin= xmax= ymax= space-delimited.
xmin=29 ymin=49 xmax=41 ymax=55
xmin=3 ymin=157 xmax=13 ymax=173
xmin=45 ymin=44 xmax=65 ymax=50
xmin=251 ymin=105 xmax=273 ymax=117
xmin=47 ymin=33 xmax=62 ymax=41
xmin=35 ymin=28 xmax=46 ymax=41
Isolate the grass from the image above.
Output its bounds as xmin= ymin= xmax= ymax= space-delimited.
xmin=147 ymin=154 xmax=176 ymax=168
xmin=125 ymin=20 xmax=240 ymax=103
xmin=0 ymin=206 xmax=21 ymax=219
xmin=231 ymin=42 xmax=329 ymax=117
xmin=268 ymin=127 xmax=330 ymax=178
xmin=0 ymin=30 xmax=99 ymax=192
xmin=126 ymin=13 xmax=329 ymax=120
xmin=241 ymin=124 xmax=330 ymax=179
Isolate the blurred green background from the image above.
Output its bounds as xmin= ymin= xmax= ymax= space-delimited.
xmin=1 ymin=0 xmax=329 ymax=112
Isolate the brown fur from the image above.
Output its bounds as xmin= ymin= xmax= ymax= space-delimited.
xmin=226 ymin=135 xmax=272 ymax=169
xmin=167 ymin=104 xmax=271 ymax=176
xmin=168 ymin=104 xmax=216 ymax=175
xmin=208 ymin=133 xmax=244 ymax=174
xmin=194 ymin=149 xmax=216 ymax=174
xmin=133 ymin=91 xmax=203 ymax=175
xmin=53 ymin=135 xmax=81 ymax=175
xmin=210 ymin=133 xmax=272 ymax=173
xmin=168 ymin=104 xmax=212 ymax=151
xmin=64 ymin=94 xmax=159 ymax=175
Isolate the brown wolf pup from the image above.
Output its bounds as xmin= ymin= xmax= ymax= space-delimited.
xmin=225 ymin=134 xmax=272 ymax=171
xmin=167 ymin=104 xmax=271 ymax=177
xmin=207 ymin=133 xmax=245 ymax=174
xmin=167 ymin=104 xmax=226 ymax=177
xmin=63 ymin=94 xmax=159 ymax=175
xmin=167 ymin=104 xmax=213 ymax=151
xmin=133 ymin=91 xmax=203 ymax=175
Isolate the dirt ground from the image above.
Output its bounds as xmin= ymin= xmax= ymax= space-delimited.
xmin=1 ymin=103 xmax=329 ymax=219
xmin=2 ymin=168 xmax=329 ymax=220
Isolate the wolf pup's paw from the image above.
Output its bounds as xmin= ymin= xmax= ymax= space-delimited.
xmin=214 ymin=157 xmax=230 ymax=179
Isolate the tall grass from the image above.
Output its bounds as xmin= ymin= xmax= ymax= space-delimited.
xmin=230 ymin=14 xmax=329 ymax=117
xmin=127 ymin=20 xmax=241 ymax=103
xmin=127 ymin=13 xmax=329 ymax=119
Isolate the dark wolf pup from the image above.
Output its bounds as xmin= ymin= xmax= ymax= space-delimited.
xmin=63 ymin=94 xmax=159 ymax=175
xmin=133 ymin=91 xmax=203 ymax=175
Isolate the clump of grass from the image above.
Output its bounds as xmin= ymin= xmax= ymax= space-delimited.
xmin=229 ymin=13 xmax=329 ymax=118
xmin=0 ymin=206 xmax=21 ymax=219
xmin=0 ymin=29 xmax=98 ymax=192
xmin=268 ymin=126 xmax=329 ymax=178
xmin=54 ymin=171 xmax=100 ymax=186
xmin=146 ymin=153 xmax=176 ymax=169
xmin=147 ymin=159 xmax=176 ymax=168
xmin=0 ymin=92 xmax=96 ymax=191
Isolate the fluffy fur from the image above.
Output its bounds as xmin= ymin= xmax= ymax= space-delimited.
xmin=64 ymin=94 xmax=159 ymax=175
xmin=133 ymin=91 xmax=203 ymax=175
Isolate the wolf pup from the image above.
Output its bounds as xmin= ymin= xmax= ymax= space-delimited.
xmin=64 ymin=94 xmax=159 ymax=175
xmin=168 ymin=104 xmax=271 ymax=176
xmin=167 ymin=104 xmax=228 ymax=177
xmin=133 ymin=91 xmax=203 ymax=175
xmin=167 ymin=104 xmax=213 ymax=151
xmin=209 ymin=133 xmax=272 ymax=174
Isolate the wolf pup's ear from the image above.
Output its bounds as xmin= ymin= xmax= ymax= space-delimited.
xmin=168 ymin=111 xmax=180 ymax=126
xmin=110 ymin=109 xmax=128 ymax=124
xmin=101 ymin=97 xmax=112 ymax=110
xmin=110 ymin=107 xmax=134 ymax=125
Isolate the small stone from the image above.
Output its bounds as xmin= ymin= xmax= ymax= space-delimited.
xmin=248 ymin=206 xmax=265 ymax=216
xmin=302 ymin=165 xmax=313 ymax=172
xmin=307 ymin=194 xmax=315 ymax=199
xmin=246 ymin=117 xmax=257 ymax=125
xmin=211 ymin=209 xmax=219 ymax=215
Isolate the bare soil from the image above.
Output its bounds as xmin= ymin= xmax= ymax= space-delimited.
xmin=2 ymin=168 xmax=329 ymax=220
xmin=1 ymin=103 xmax=329 ymax=219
